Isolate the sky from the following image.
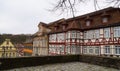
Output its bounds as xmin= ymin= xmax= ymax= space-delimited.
xmin=0 ymin=0 xmax=112 ymax=34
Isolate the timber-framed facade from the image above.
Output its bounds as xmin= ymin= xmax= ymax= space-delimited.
xmin=33 ymin=7 xmax=120 ymax=57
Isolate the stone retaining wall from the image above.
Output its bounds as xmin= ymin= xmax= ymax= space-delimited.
xmin=0 ymin=55 xmax=120 ymax=70
xmin=0 ymin=55 xmax=79 ymax=70
xmin=79 ymin=55 xmax=120 ymax=69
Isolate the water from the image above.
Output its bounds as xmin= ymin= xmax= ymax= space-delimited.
xmin=5 ymin=62 xmax=119 ymax=71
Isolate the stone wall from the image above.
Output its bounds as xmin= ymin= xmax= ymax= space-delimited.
xmin=79 ymin=55 xmax=120 ymax=69
xmin=0 ymin=55 xmax=79 ymax=70
xmin=0 ymin=55 xmax=120 ymax=70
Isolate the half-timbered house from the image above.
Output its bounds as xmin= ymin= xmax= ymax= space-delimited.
xmin=33 ymin=7 xmax=120 ymax=57
xmin=48 ymin=7 xmax=120 ymax=57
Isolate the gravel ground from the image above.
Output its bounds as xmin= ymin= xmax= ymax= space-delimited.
xmin=5 ymin=62 xmax=120 ymax=71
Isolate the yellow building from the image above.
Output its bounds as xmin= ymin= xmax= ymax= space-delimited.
xmin=0 ymin=39 xmax=17 ymax=57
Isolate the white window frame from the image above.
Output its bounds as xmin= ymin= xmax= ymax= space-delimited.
xmin=89 ymin=47 xmax=93 ymax=54
xmin=68 ymin=31 xmax=70 ymax=38
xmin=84 ymin=31 xmax=87 ymax=39
xmin=104 ymin=28 xmax=110 ymax=38
xmin=71 ymin=31 xmax=76 ymax=38
xmin=77 ymin=31 xmax=80 ymax=38
xmin=85 ymin=30 xmax=94 ymax=39
xmin=95 ymin=47 xmax=99 ymax=54
xmin=104 ymin=46 xmax=111 ymax=54
xmin=94 ymin=30 xmax=99 ymax=39
xmin=71 ymin=45 xmax=76 ymax=54
xmin=114 ymin=26 xmax=120 ymax=37
xmin=114 ymin=46 xmax=120 ymax=55
xmin=83 ymin=47 xmax=87 ymax=54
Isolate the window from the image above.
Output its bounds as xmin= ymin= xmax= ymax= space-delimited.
xmin=9 ymin=53 xmax=11 ymax=57
xmin=6 ymin=53 xmax=8 ymax=57
xmin=13 ymin=53 xmax=15 ymax=56
xmin=71 ymin=31 xmax=76 ymax=38
xmin=89 ymin=47 xmax=93 ymax=53
xmin=2 ymin=53 xmax=4 ymax=57
xmin=53 ymin=34 xmax=56 ymax=41
xmin=94 ymin=30 xmax=99 ymax=38
xmin=42 ymin=39 xmax=45 ymax=47
xmin=71 ymin=45 xmax=76 ymax=54
xmin=104 ymin=28 xmax=110 ymax=38
xmin=104 ymin=46 xmax=110 ymax=54
xmin=84 ymin=31 xmax=87 ymax=39
xmin=63 ymin=26 xmax=65 ymax=30
xmin=60 ymin=45 xmax=64 ymax=53
xmin=95 ymin=47 xmax=99 ymax=54
xmin=6 ymin=47 xmax=8 ymax=50
xmin=35 ymin=47 xmax=39 ymax=55
xmin=77 ymin=32 xmax=80 ymax=38
xmin=90 ymin=31 xmax=94 ymax=39
xmin=84 ymin=30 xmax=100 ymax=39
xmin=10 ymin=47 xmax=12 ymax=50
xmin=76 ymin=46 xmax=80 ymax=54
xmin=114 ymin=26 xmax=120 ymax=37
xmin=86 ymin=20 xmax=90 ymax=26
xmin=84 ymin=31 xmax=93 ymax=39
xmin=58 ymin=33 xmax=64 ymax=42
xmin=88 ymin=31 xmax=94 ymax=39
xmin=68 ymin=32 xmax=70 ymax=38
xmin=115 ymin=46 xmax=120 ymax=55
xmin=66 ymin=45 xmax=70 ymax=54
xmin=83 ymin=47 xmax=87 ymax=54
xmin=102 ymin=17 xmax=108 ymax=23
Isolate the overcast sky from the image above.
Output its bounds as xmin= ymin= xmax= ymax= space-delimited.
xmin=0 ymin=0 xmax=112 ymax=34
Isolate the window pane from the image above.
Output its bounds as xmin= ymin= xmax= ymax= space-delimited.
xmin=114 ymin=27 xmax=120 ymax=37
xmin=86 ymin=21 xmax=90 ymax=26
xmin=103 ymin=17 xmax=108 ymax=23
xmin=95 ymin=47 xmax=99 ymax=54
xmin=104 ymin=28 xmax=110 ymax=38
xmin=89 ymin=48 xmax=93 ymax=53
xmin=115 ymin=46 xmax=120 ymax=54
xmin=104 ymin=46 xmax=110 ymax=54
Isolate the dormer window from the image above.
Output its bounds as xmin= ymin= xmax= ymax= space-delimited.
xmin=63 ymin=26 xmax=65 ymax=30
xmin=85 ymin=16 xmax=92 ymax=26
xmin=54 ymin=24 xmax=58 ymax=30
xmin=62 ymin=22 xmax=67 ymax=30
xmin=86 ymin=20 xmax=91 ymax=26
xmin=101 ymin=11 xmax=110 ymax=23
xmin=55 ymin=27 xmax=57 ymax=30
xmin=102 ymin=17 xmax=108 ymax=23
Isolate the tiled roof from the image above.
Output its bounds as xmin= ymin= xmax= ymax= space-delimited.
xmin=35 ymin=7 xmax=120 ymax=34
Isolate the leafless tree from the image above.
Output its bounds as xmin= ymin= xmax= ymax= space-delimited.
xmin=51 ymin=0 xmax=120 ymax=17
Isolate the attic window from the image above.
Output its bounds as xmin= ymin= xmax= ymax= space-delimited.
xmin=63 ymin=26 xmax=65 ymax=30
xmin=102 ymin=17 xmax=108 ymax=23
xmin=101 ymin=12 xmax=110 ymax=23
xmin=85 ymin=16 xmax=92 ymax=26
xmin=55 ymin=27 xmax=57 ymax=30
xmin=86 ymin=20 xmax=91 ymax=26
xmin=54 ymin=23 xmax=59 ymax=31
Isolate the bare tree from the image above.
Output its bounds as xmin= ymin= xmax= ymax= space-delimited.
xmin=51 ymin=0 xmax=120 ymax=17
